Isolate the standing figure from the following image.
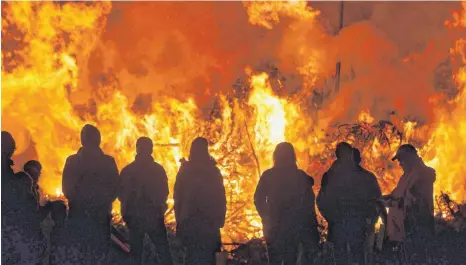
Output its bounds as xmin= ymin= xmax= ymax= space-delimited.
xmin=16 ymin=160 xmax=47 ymax=210
xmin=317 ymin=142 xmax=369 ymax=264
xmin=317 ymin=142 xmax=353 ymax=239
xmin=1 ymin=131 xmax=44 ymax=265
xmin=120 ymin=137 xmax=173 ymax=265
xmin=254 ymin=142 xmax=319 ymax=265
xmin=174 ymin=137 xmax=227 ymax=265
xmin=62 ymin=124 xmax=119 ymax=263
xmin=385 ymin=144 xmax=436 ymax=259
xmin=353 ymin=148 xmax=383 ymax=262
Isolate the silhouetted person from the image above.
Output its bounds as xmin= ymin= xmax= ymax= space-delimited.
xmin=120 ymin=137 xmax=173 ymax=265
xmin=62 ymin=124 xmax=119 ymax=263
xmin=174 ymin=137 xmax=226 ymax=265
xmin=317 ymin=142 xmax=369 ymax=264
xmin=317 ymin=142 xmax=353 ymax=233
xmin=1 ymin=131 xmax=44 ymax=264
xmin=254 ymin=142 xmax=319 ymax=265
xmin=16 ymin=160 xmax=46 ymax=210
xmin=1 ymin=131 xmax=16 ymax=176
xmin=353 ymin=147 xmax=383 ymax=262
xmin=385 ymin=144 xmax=436 ymax=259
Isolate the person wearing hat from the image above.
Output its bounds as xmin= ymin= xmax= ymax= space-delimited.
xmin=62 ymin=124 xmax=119 ymax=263
xmin=384 ymin=144 xmax=436 ymax=256
xmin=119 ymin=137 xmax=173 ymax=265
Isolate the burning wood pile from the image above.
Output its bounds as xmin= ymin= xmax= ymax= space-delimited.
xmin=2 ymin=2 xmax=466 ymax=264
xmin=435 ymin=192 xmax=466 ymax=232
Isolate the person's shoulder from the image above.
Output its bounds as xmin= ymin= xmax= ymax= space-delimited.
xmin=103 ymin=154 xmax=116 ymax=162
xmin=178 ymin=160 xmax=191 ymax=172
xmin=261 ymin=168 xmax=275 ymax=178
xmin=425 ymin=165 xmax=436 ymax=174
xmin=152 ymin=161 xmax=165 ymax=170
xmin=297 ymin=169 xmax=314 ymax=186
xmin=360 ymin=167 xmax=377 ymax=179
xmin=15 ymin=171 xmax=29 ymax=179
xmin=423 ymin=164 xmax=436 ymax=181
xmin=121 ymin=161 xmax=136 ymax=174
xmin=65 ymin=153 xmax=79 ymax=163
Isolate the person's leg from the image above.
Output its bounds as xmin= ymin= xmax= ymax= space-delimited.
xmin=147 ymin=218 xmax=173 ymax=265
xmin=267 ymin=241 xmax=284 ymax=265
xmin=282 ymin=238 xmax=299 ymax=265
xmin=127 ymin=222 xmax=144 ymax=265
xmin=184 ymin=240 xmax=205 ymax=265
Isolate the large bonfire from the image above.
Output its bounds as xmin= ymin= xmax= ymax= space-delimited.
xmin=2 ymin=1 xmax=465 ymax=243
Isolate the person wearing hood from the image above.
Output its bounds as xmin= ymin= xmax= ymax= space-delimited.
xmin=174 ymin=137 xmax=226 ymax=265
xmin=384 ymin=144 xmax=436 ymax=259
xmin=62 ymin=124 xmax=119 ymax=263
xmin=254 ymin=142 xmax=319 ymax=265
xmin=317 ymin=142 xmax=369 ymax=264
xmin=119 ymin=137 xmax=173 ymax=265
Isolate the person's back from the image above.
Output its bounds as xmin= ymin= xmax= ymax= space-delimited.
xmin=62 ymin=125 xmax=119 ymax=263
xmin=120 ymin=158 xmax=168 ymax=220
xmin=63 ymin=148 xmax=118 ymax=218
xmin=408 ymin=161 xmax=436 ymax=229
xmin=254 ymin=142 xmax=319 ymax=265
xmin=353 ymin=148 xmax=383 ymax=263
xmin=255 ymin=167 xmax=314 ymax=235
xmin=175 ymin=158 xmax=226 ymax=233
xmin=318 ymin=143 xmax=369 ymax=263
xmin=120 ymin=137 xmax=172 ymax=265
xmin=174 ymin=137 xmax=226 ymax=265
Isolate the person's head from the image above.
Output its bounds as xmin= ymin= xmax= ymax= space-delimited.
xmin=1 ymin=131 xmax=16 ymax=159
xmin=273 ymin=142 xmax=297 ymax=168
xmin=136 ymin=137 xmax=153 ymax=156
xmin=24 ymin=160 xmax=42 ymax=183
xmin=353 ymin=148 xmax=361 ymax=165
xmin=44 ymin=200 xmax=67 ymax=226
xmin=80 ymin=124 xmax=101 ymax=148
xmin=189 ymin=137 xmax=210 ymax=163
xmin=392 ymin=144 xmax=419 ymax=171
xmin=335 ymin=142 xmax=353 ymax=161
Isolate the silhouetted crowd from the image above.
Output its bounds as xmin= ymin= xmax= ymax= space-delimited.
xmin=1 ymin=124 xmax=436 ymax=265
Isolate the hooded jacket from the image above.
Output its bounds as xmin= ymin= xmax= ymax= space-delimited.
xmin=62 ymin=147 xmax=119 ymax=218
xmin=174 ymin=158 xmax=226 ymax=231
xmin=119 ymin=154 xmax=169 ymax=220
xmin=254 ymin=166 xmax=317 ymax=240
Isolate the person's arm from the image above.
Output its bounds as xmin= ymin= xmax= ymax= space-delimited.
xmin=174 ymin=165 xmax=186 ymax=225
xmin=254 ymin=172 xmax=268 ymax=220
xmin=154 ymin=166 xmax=169 ymax=214
xmin=107 ymin=157 xmax=120 ymax=204
xmin=118 ymin=167 xmax=128 ymax=218
xmin=62 ymin=156 xmax=77 ymax=202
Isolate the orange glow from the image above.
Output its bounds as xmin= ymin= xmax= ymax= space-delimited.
xmin=2 ymin=1 xmax=466 ymax=243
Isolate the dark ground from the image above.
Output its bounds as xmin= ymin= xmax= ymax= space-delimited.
xmin=107 ymin=227 xmax=466 ymax=265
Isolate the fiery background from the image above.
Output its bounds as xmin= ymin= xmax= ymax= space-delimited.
xmin=2 ymin=1 xmax=466 ymax=243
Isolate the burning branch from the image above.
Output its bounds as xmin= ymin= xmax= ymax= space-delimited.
xmin=244 ymin=120 xmax=262 ymax=178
